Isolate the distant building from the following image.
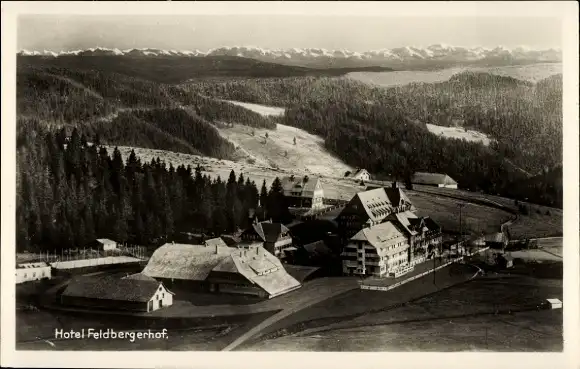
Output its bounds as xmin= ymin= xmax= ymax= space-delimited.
xmin=346 ymin=168 xmax=371 ymax=181
xmin=281 ymin=175 xmax=324 ymax=210
xmin=341 ymin=221 xmax=411 ymax=277
xmin=336 ymin=184 xmax=416 ymax=240
xmin=93 ymin=238 xmax=118 ymax=251
xmin=142 ymin=242 xmax=301 ymax=298
xmin=544 ymin=298 xmax=563 ymax=310
xmin=240 ymin=220 xmax=293 ymax=259
xmin=60 ymin=275 xmax=174 ymax=312
xmin=485 ymin=232 xmax=509 ymax=250
xmin=411 ymin=172 xmax=458 ymax=189
xmin=15 ymin=262 xmax=51 ymax=284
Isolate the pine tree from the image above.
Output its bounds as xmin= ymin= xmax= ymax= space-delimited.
xmin=259 ymin=180 xmax=268 ymax=220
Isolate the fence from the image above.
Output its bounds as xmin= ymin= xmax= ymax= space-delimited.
xmin=50 ymin=255 xmax=144 ymax=270
xmin=29 ymin=244 xmax=148 ymax=267
xmin=360 ymin=247 xmax=489 ymax=291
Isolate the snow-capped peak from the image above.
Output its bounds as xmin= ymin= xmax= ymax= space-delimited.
xmin=17 ymin=44 xmax=562 ymax=66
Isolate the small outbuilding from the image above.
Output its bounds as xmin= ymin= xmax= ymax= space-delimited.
xmin=544 ymin=298 xmax=563 ymax=310
xmin=15 ymin=262 xmax=51 ymax=284
xmin=93 ymin=238 xmax=118 ymax=251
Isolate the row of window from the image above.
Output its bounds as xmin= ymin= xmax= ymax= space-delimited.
xmin=17 ymin=271 xmax=47 ymax=278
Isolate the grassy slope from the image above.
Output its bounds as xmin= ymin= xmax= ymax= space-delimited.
xmin=248 ymin=275 xmax=562 ymax=352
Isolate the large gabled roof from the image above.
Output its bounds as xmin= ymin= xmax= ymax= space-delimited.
xmin=142 ymin=243 xmax=235 ymax=281
xmin=349 ymin=221 xmax=408 ymax=256
xmin=211 ymin=245 xmax=301 ymax=297
xmin=412 ymin=172 xmax=458 ymax=186
xmin=343 ymin=187 xmax=416 ymax=223
xmin=62 ymin=275 xmax=166 ymax=302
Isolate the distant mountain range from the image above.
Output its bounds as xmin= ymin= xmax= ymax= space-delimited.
xmin=17 ymin=44 xmax=561 ymax=69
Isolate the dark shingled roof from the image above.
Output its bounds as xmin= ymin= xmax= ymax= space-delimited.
xmin=62 ymin=275 xmax=164 ymax=302
xmin=252 ymin=221 xmax=290 ymax=243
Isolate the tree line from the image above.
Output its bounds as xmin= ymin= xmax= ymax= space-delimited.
xmin=16 ymin=120 xmax=290 ymax=252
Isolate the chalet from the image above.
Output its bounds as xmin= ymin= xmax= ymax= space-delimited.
xmin=142 ymin=242 xmax=300 ymax=298
xmin=15 ymin=262 xmax=51 ymax=284
xmin=60 ymin=275 xmax=174 ymax=312
xmin=341 ymin=221 xmax=411 ymax=278
xmin=240 ymin=221 xmax=293 ymax=258
xmin=412 ymin=172 xmax=458 ymax=189
xmin=346 ymin=168 xmax=371 ymax=181
xmin=336 ymin=184 xmax=416 ymax=240
xmin=281 ymin=175 xmax=324 ymax=210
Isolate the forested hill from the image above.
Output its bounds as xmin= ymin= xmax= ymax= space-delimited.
xmin=183 ymin=72 xmax=562 ymax=207
xmin=18 ymin=55 xmax=394 ymax=83
xmin=183 ymin=72 xmax=563 ymax=175
xmin=17 ymin=64 xmax=279 ymax=160
xmin=16 ymin=58 xmax=563 ymax=208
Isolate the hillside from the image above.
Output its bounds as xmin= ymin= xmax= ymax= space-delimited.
xmin=216 ymin=122 xmax=353 ymax=177
xmin=17 ymin=55 xmax=394 ymax=84
xmin=347 ymin=62 xmax=562 ymax=88
xmin=186 ymin=72 xmax=562 ymax=177
xmin=16 ymin=58 xmax=562 ymax=209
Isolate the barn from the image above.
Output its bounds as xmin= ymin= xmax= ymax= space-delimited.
xmin=412 ymin=172 xmax=458 ymax=189
xmin=142 ymin=242 xmax=301 ymax=298
xmin=60 ymin=275 xmax=174 ymax=312
xmin=15 ymin=262 xmax=51 ymax=284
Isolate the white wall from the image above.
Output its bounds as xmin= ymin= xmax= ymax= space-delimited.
xmin=15 ymin=266 xmax=51 ymax=284
xmin=149 ymin=284 xmax=174 ymax=311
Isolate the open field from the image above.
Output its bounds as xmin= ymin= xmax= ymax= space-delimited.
xmin=426 ymin=123 xmax=493 ymax=146
xmin=407 ymin=191 xmax=513 ymax=235
xmin=242 ymin=263 xmax=477 ymax=349
xmin=347 ymin=63 xmax=562 ymax=88
xmin=224 ymin=100 xmax=285 ymax=116
xmin=413 ymin=185 xmax=563 ymax=239
xmin=216 ymin=123 xmax=353 ymax=177
xmin=248 ymin=274 xmax=562 ymax=351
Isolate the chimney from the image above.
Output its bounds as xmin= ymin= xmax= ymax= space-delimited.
xmin=392 ymin=181 xmax=397 ymax=189
xmin=215 ymin=245 xmax=219 ymax=254
xmin=256 ymin=246 xmax=260 ymax=256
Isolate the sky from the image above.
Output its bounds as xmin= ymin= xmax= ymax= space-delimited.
xmin=17 ymin=15 xmax=562 ymax=52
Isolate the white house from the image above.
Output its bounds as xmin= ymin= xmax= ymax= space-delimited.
xmin=347 ymin=169 xmax=371 ymax=182
xmin=15 ymin=262 xmax=52 ymax=284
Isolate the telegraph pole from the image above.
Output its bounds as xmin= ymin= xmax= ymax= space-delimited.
xmin=457 ymin=203 xmax=466 ymax=256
